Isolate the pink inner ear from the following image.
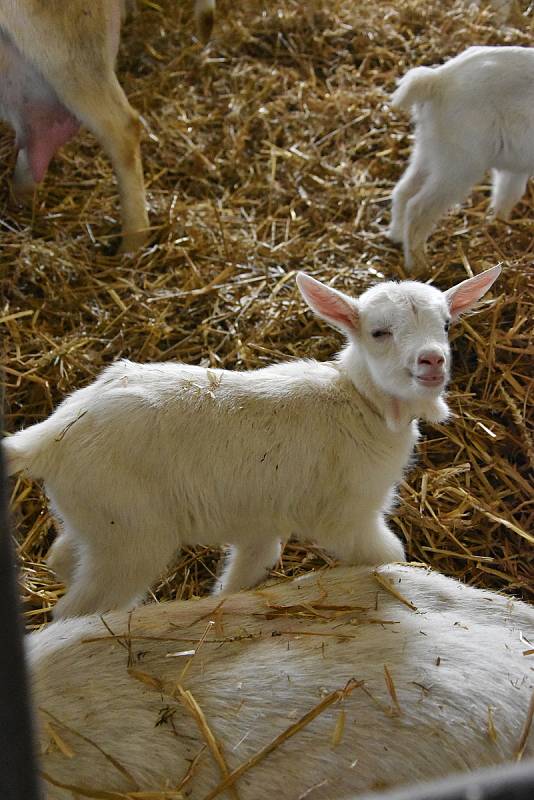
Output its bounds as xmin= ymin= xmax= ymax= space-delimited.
xmin=448 ymin=267 xmax=501 ymax=319
xmin=449 ymin=285 xmax=480 ymax=317
xmin=304 ymin=281 xmax=358 ymax=332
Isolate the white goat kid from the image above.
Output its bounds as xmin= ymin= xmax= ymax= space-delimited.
xmin=389 ymin=46 xmax=534 ymax=270
xmin=4 ymin=266 xmax=501 ymax=618
xmin=29 ymin=565 xmax=534 ymax=800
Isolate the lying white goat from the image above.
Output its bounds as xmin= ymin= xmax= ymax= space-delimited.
xmin=389 ymin=46 xmax=534 ymax=269
xmin=29 ymin=564 xmax=534 ymax=800
xmin=5 ymin=266 xmax=500 ymax=617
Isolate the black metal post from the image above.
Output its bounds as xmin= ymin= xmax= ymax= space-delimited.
xmin=0 ymin=434 xmax=42 ymax=800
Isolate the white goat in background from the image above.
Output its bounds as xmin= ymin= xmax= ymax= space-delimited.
xmin=29 ymin=564 xmax=534 ymax=799
xmin=5 ymin=266 xmax=500 ymax=617
xmin=389 ymin=46 xmax=534 ymax=269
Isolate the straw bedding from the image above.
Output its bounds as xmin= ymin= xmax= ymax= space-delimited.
xmin=1 ymin=0 xmax=532 ymax=629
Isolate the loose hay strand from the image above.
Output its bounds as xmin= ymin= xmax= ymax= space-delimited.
xmin=487 ymin=706 xmax=498 ymax=744
xmin=383 ymin=665 xmax=402 ymax=717
xmin=178 ymin=620 xmax=215 ymax=681
xmin=40 ymin=707 xmax=140 ymax=790
xmin=127 ymin=669 xmax=238 ymax=798
xmin=515 ymin=689 xmax=534 ymax=761
xmin=175 ymin=685 xmax=241 ymax=800
xmin=331 ymin=708 xmax=346 ymax=748
xmin=201 ymin=679 xmax=362 ymax=800
xmin=42 ymin=771 xmax=183 ymax=799
xmin=42 ymin=721 xmax=75 ymax=760
xmin=373 ymin=571 xmax=418 ymax=612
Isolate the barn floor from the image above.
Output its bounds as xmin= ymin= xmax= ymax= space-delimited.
xmin=1 ymin=0 xmax=532 ymax=628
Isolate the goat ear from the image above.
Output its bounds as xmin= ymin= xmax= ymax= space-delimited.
xmin=296 ymin=272 xmax=359 ymax=336
xmin=445 ymin=265 xmax=501 ymax=322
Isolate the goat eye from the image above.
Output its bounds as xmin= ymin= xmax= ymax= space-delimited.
xmin=444 ymin=321 xmax=450 ymax=333
xmin=372 ymin=329 xmax=392 ymax=339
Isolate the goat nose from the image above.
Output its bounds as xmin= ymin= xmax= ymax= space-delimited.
xmin=417 ymin=350 xmax=445 ymax=367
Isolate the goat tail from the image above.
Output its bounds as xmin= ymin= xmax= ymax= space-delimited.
xmin=2 ymin=423 xmax=54 ymax=478
xmin=391 ymin=66 xmax=440 ymax=111
xmin=195 ymin=0 xmax=216 ymax=43
xmin=2 ymin=437 xmax=32 ymax=477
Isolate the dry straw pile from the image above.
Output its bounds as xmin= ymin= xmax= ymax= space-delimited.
xmin=1 ymin=0 xmax=532 ymax=628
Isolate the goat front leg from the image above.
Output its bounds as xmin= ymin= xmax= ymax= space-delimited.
xmin=389 ymin=145 xmax=427 ymax=244
xmin=47 ymin=534 xmax=80 ymax=586
xmin=53 ymin=534 xmax=174 ymax=619
xmin=324 ymin=515 xmax=405 ymax=567
xmin=403 ymin=164 xmax=483 ymax=270
xmin=214 ymin=538 xmax=282 ymax=595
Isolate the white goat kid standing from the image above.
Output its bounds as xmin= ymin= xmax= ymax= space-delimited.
xmin=389 ymin=46 xmax=534 ymax=270
xmin=4 ymin=266 xmax=501 ymax=618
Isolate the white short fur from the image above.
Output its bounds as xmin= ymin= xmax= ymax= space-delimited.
xmin=388 ymin=46 xmax=534 ymax=269
xmin=4 ymin=267 xmax=501 ymax=618
xmin=28 ymin=564 xmax=534 ymax=799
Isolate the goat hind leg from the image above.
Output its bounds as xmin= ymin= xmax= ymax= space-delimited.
xmin=50 ymin=74 xmax=148 ymax=253
xmin=403 ymin=166 xmax=482 ymax=270
xmin=47 ymin=534 xmax=80 ymax=586
xmin=389 ymin=149 xmax=427 ymax=243
xmin=52 ymin=535 xmax=174 ymax=619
